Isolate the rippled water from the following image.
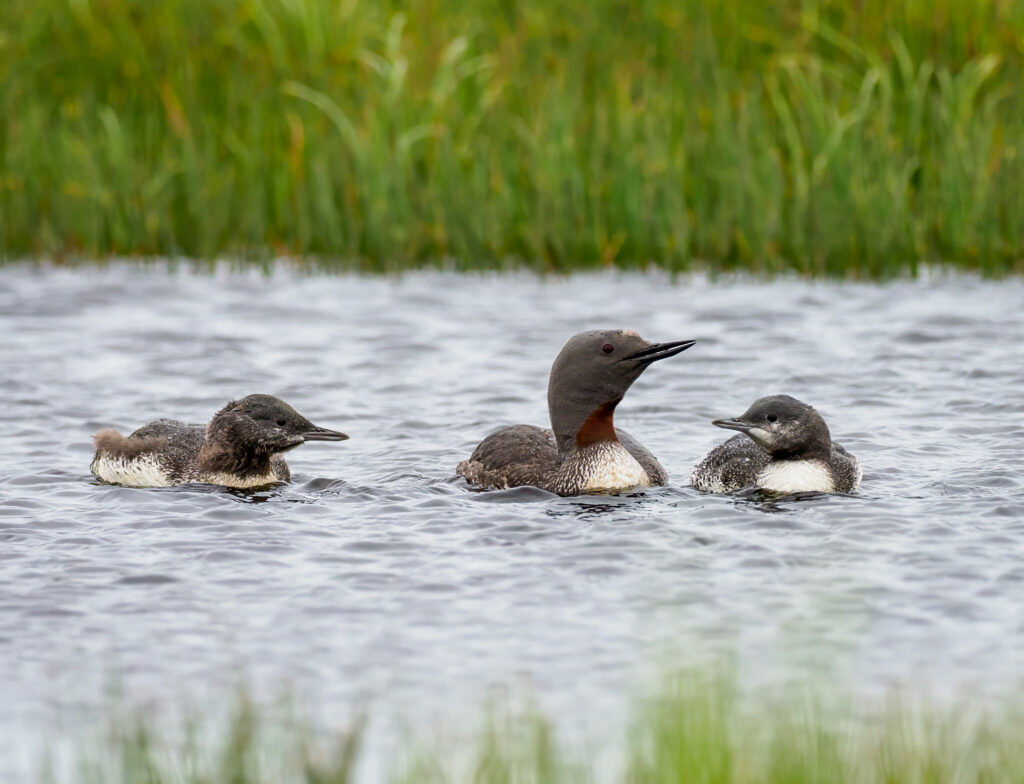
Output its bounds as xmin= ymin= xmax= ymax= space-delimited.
xmin=1 ymin=264 xmax=1022 ymax=778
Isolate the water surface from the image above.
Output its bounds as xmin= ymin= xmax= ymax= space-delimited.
xmin=1 ymin=264 xmax=1022 ymax=778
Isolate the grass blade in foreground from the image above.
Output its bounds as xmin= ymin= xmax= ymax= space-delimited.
xmin=50 ymin=670 xmax=1024 ymax=783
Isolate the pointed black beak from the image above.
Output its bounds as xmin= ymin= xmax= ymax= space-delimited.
xmin=623 ymin=339 xmax=697 ymax=365
xmin=301 ymin=425 xmax=349 ymax=442
xmin=712 ymin=417 xmax=753 ymax=433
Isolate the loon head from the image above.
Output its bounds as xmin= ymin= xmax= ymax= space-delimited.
xmin=712 ymin=395 xmax=831 ymax=459
xmin=208 ymin=394 xmax=349 ymax=454
xmin=547 ymin=329 xmax=696 ymax=452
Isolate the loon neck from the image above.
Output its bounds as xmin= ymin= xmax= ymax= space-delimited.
xmin=768 ymin=437 xmax=832 ymax=462
xmin=198 ymin=429 xmax=273 ymax=479
xmin=550 ymin=397 xmax=622 ymax=456
xmin=575 ymin=400 xmax=619 ymax=448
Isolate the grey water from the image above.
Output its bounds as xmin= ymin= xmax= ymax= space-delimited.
xmin=1 ymin=263 xmax=1022 ymax=778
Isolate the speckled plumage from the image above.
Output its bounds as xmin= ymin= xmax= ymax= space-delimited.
xmin=690 ymin=395 xmax=861 ymax=494
xmin=91 ymin=395 xmax=347 ymax=489
xmin=456 ymin=425 xmax=665 ymax=495
xmin=91 ymin=421 xmax=290 ymax=487
xmin=456 ymin=330 xmax=694 ymax=496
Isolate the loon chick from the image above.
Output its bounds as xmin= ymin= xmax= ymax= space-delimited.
xmin=457 ymin=330 xmax=696 ymax=495
xmin=690 ymin=395 xmax=861 ymax=494
xmin=91 ymin=394 xmax=348 ymax=488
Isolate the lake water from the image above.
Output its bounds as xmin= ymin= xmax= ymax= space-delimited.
xmin=1 ymin=263 xmax=1022 ymax=779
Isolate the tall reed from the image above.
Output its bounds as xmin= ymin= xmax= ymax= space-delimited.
xmin=2 ymin=0 xmax=1022 ymax=274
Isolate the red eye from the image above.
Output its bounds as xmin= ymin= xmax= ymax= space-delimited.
xmin=602 ymin=343 xmax=614 ymax=354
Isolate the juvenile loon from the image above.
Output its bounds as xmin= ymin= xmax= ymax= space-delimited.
xmin=690 ymin=395 xmax=861 ymax=494
xmin=457 ymin=329 xmax=696 ymax=495
xmin=90 ymin=394 xmax=348 ymax=488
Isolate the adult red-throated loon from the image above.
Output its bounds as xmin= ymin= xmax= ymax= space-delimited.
xmin=457 ymin=330 xmax=696 ymax=495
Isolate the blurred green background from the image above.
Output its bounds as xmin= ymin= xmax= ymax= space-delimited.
xmin=2 ymin=0 xmax=1022 ymax=274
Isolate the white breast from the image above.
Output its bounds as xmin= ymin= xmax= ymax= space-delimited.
xmin=581 ymin=445 xmax=651 ymax=492
xmin=91 ymin=454 xmax=174 ymax=488
xmin=91 ymin=456 xmax=279 ymax=489
xmin=756 ymin=460 xmax=834 ymax=494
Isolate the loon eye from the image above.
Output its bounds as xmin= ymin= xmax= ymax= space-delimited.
xmin=276 ymin=418 xmax=287 ymax=427
xmin=766 ymin=414 xmax=778 ymax=423
xmin=602 ymin=343 xmax=614 ymax=354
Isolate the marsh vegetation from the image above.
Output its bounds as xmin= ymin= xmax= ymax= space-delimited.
xmin=56 ymin=671 xmax=1024 ymax=784
xmin=2 ymin=0 xmax=1022 ymax=274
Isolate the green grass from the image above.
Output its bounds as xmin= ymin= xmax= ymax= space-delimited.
xmin=3 ymin=0 xmax=1024 ymax=275
xmin=49 ymin=671 xmax=1024 ymax=783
